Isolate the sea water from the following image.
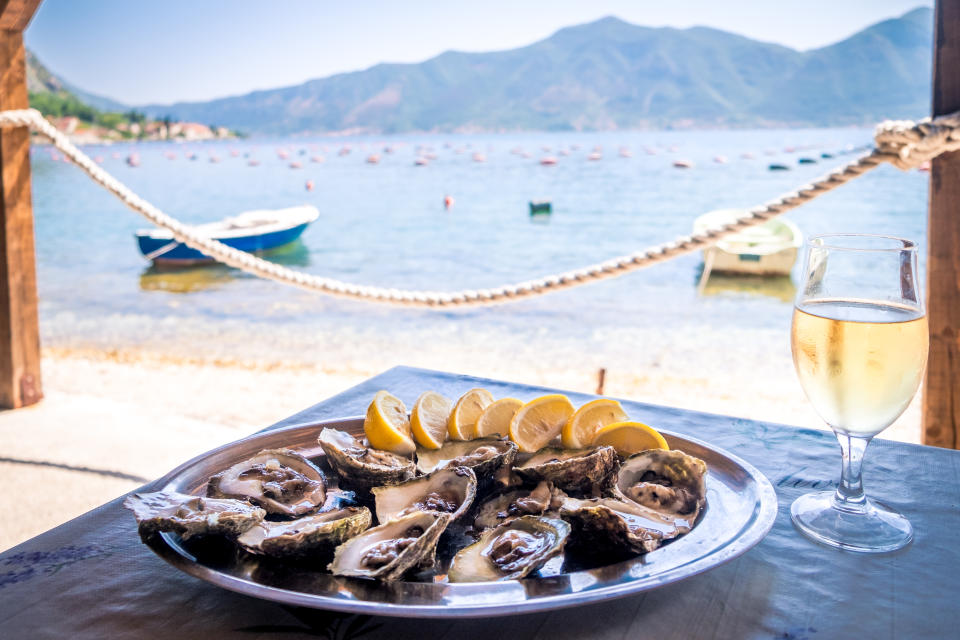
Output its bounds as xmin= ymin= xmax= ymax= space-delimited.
xmin=30 ymin=128 xmax=927 ymax=369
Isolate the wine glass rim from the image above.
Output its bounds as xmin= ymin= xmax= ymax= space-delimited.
xmin=807 ymin=233 xmax=917 ymax=252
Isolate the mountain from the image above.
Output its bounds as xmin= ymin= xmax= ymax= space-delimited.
xmin=26 ymin=50 xmax=129 ymax=112
xmin=34 ymin=7 xmax=935 ymax=135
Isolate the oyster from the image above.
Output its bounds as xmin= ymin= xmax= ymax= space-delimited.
xmin=612 ymin=449 xmax=707 ymax=521
xmin=473 ymin=481 xmax=567 ymax=531
xmin=372 ymin=466 xmax=478 ymax=523
xmin=448 ymin=515 xmax=570 ymax=582
xmin=559 ymin=495 xmax=697 ymax=554
xmin=124 ymin=491 xmax=265 ymax=540
xmin=207 ymin=449 xmax=326 ymax=517
xmin=514 ymin=446 xmax=618 ymax=493
xmin=329 ymin=510 xmax=452 ymax=582
xmin=415 ymin=437 xmax=517 ymax=479
xmin=318 ymin=428 xmax=416 ymax=489
xmin=237 ymin=506 xmax=372 ymax=558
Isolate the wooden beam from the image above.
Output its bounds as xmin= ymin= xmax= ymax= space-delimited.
xmin=924 ymin=0 xmax=960 ymax=448
xmin=0 ymin=0 xmax=42 ymax=31
xmin=0 ymin=28 xmax=42 ymax=408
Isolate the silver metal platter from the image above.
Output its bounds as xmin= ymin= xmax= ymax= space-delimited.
xmin=143 ymin=416 xmax=777 ymax=618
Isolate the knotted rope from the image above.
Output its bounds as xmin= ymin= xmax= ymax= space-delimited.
xmin=0 ymin=107 xmax=956 ymax=308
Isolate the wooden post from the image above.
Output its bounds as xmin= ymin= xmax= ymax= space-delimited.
xmin=0 ymin=0 xmax=43 ymax=408
xmin=924 ymin=0 xmax=960 ymax=448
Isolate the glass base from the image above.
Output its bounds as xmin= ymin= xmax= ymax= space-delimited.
xmin=791 ymin=491 xmax=913 ymax=553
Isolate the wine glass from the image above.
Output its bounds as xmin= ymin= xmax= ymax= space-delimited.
xmin=790 ymin=234 xmax=928 ymax=553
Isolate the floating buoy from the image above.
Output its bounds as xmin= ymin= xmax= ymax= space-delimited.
xmin=798 ymin=157 xmax=817 ymax=164
xmin=713 ymin=155 xmax=727 ymax=164
xmin=366 ymin=154 xmax=380 ymax=164
xmin=305 ymin=179 xmax=314 ymax=191
xmin=187 ymin=152 xmax=197 ymax=161
xmin=277 ymin=149 xmax=289 ymax=160
xmin=472 ymin=152 xmax=486 ymax=163
xmin=248 ymin=159 xmax=260 ymax=167
xmin=673 ymin=159 xmax=693 ymax=169
xmin=311 ymin=155 xmax=325 ymax=163
xmin=126 ymin=153 xmax=140 ymax=167
xmin=444 ymin=195 xmax=454 ymax=209
xmin=414 ymin=157 xmax=429 ymax=166
xmin=558 ymin=149 xmax=570 ymax=157
xmin=230 ymin=150 xmax=239 ymax=157
xmin=768 ymin=163 xmax=790 ymax=171
xmin=289 ymin=161 xmax=302 ymax=169
xmin=587 ymin=152 xmax=602 ymax=161
xmin=338 ymin=147 xmax=350 ymax=156
xmin=619 ymin=148 xmax=632 ymax=158
xmin=740 ymin=152 xmax=754 ymax=159
xmin=540 ymin=156 xmax=557 ymax=166
xmin=209 ymin=155 xmax=220 ymax=163
xmin=820 ymin=152 xmax=834 ymax=159
xmin=529 ymin=201 xmax=552 ymax=215
xmin=644 ymin=147 xmax=657 ymax=155
xmin=94 ymin=156 xmax=104 ymax=164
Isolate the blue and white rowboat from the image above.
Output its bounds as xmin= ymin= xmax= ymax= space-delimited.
xmin=135 ymin=205 xmax=319 ymax=265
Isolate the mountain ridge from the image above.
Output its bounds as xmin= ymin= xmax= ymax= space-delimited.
xmin=29 ymin=7 xmax=934 ymax=135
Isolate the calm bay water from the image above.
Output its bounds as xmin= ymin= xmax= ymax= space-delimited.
xmin=30 ymin=128 xmax=927 ymax=365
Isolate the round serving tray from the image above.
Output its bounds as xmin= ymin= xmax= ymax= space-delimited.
xmin=144 ymin=416 xmax=777 ymax=618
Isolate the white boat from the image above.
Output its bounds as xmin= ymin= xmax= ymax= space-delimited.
xmin=693 ymin=209 xmax=802 ymax=284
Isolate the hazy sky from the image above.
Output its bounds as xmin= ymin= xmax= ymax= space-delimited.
xmin=25 ymin=0 xmax=933 ymax=106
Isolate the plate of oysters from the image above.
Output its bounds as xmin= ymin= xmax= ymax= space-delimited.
xmin=126 ymin=389 xmax=777 ymax=617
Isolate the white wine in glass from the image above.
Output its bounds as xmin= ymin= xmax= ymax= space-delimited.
xmin=790 ymin=235 xmax=927 ymax=553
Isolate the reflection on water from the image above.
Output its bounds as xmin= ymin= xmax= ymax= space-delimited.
xmin=139 ymin=240 xmax=311 ymax=293
xmin=697 ymin=269 xmax=797 ymax=303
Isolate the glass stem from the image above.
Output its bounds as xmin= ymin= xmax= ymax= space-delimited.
xmin=833 ymin=431 xmax=871 ymax=511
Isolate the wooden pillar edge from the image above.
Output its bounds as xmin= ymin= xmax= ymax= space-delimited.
xmin=0 ymin=28 xmax=42 ymax=408
xmin=923 ymin=0 xmax=960 ymax=448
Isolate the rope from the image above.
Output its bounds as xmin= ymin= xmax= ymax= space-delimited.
xmin=2 ymin=107 xmax=957 ymax=308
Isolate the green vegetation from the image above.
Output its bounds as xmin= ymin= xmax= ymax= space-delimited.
xmin=29 ymin=89 xmax=149 ymax=137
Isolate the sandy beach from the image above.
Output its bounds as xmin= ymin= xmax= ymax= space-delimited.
xmin=0 ymin=330 xmax=922 ymax=552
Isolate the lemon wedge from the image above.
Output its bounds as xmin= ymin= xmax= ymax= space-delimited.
xmin=411 ymin=391 xmax=452 ymax=449
xmin=364 ymin=390 xmax=415 ymax=455
xmin=475 ymin=397 xmax=523 ymax=438
xmin=448 ymin=388 xmax=494 ymax=440
xmin=562 ymin=398 xmax=629 ymax=449
xmin=508 ymin=394 xmax=575 ymax=453
xmin=592 ymin=420 xmax=669 ymax=456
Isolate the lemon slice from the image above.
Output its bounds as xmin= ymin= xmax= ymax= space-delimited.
xmin=411 ymin=391 xmax=452 ymax=449
xmin=562 ymin=398 xmax=629 ymax=449
xmin=364 ymin=390 xmax=415 ymax=455
xmin=448 ymin=388 xmax=495 ymax=440
xmin=592 ymin=421 xmax=669 ymax=456
xmin=475 ymin=397 xmax=523 ymax=438
xmin=508 ymin=394 xmax=575 ymax=453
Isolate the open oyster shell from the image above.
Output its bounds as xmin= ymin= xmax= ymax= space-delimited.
xmin=559 ymin=495 xmax=697 ymax=554
xmin=415 ymin=437 xmax=517 ymax=480
xmin=318 ymin=428 xmax=416 ymax=489
xmin=448 ymin=515 xmax=570 ymax=582
xmin=514 ymin=446 xmax=618 ymax=493
xmin=124 ymin=491 xmax=265 ymax=540
xmin=207 ymin=448 xmax=327 ymax=517
xmin=328 ymin=510 xmax=453 ymax=582
xmin=611 ymin=449 xmax=707 ymax=521
xmin=372 ymin=466 xmax=477 ymax=523
xmin=237 ymin=506 xmax=371 ymax=558
xmin=473 ymin=481 xmax=567 ymax=531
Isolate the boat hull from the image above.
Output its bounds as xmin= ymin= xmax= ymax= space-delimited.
xmin=702 ymin=245 xmax=798 ymax=276
xmin=136 ymin=222 xmax=310 ymax=265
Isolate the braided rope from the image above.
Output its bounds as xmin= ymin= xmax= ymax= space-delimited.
xmin=1 ymin=107 xmax=954 ymax=308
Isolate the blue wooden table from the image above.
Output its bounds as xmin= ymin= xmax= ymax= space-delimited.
xmin=1 ymin=366 xmax=957 ymax=639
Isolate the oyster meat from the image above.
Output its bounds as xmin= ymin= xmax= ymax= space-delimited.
xmin=514 ymin=446 xmax=618 ymax=493
xmin=372 ymin=466 xmax=477 ymax=523
xmin=207 ymin=448 xmax=326 ymax=517
xmin=124 ymin=491 xmax=265 ymax=540
xmin=237 ymin=506 xmax=372 ymax=558
xmin=612 ymin=449 xmax=707 ymax=522
xmin=415 ymin=437 xmax=517 ymax=479
xmin=473 ymin=481 xmax=567 ymax=531
xmin=559 ymin=495 xmax=694 ymax=554
xmin=448 ymin=515 xmax=571 ymax=582
xmin=318 ymin=428 xmax=416 ymax=489
xmin=329 ymin=510 xmax=452 ymax=582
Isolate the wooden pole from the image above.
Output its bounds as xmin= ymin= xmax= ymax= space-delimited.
xmin=0 ymin=0 xmax=43 ymax=408
xmin=924 ymin=0 xmax=960 ymax=448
